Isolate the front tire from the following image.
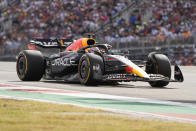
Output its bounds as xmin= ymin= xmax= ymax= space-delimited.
xmin=146 ymin=52 xmax=171 ymax=87
xmin=16 ymin=50 xmax=45 ymax=81
xmin=78 ymin=53 xmax=103 ymax=85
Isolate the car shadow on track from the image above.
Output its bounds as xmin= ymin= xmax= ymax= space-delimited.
xmin=169 ymin=100 xmax=196 ymax=104
xmin=41 ymin=80 xmax=137 ymax=88
xmin=8 ymin=80 xmax=177 ymax=89
xmin=40 ymin=80 xmax=176 ymax=89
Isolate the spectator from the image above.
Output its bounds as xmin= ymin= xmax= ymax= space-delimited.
xmin=0 ymin=0 xmax=195 ymax=65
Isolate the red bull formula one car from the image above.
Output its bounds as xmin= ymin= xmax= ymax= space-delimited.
xmin=16 ymin=36 xmax=184 ymax=87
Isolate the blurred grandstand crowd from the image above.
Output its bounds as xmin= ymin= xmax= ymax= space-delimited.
xmin=105 ymin=0 xmax=195 ymax=42
xmin=0 ymin=0 xmax=196 ymax=65
xmin=0 ymin=0 xmax=128 ymax=54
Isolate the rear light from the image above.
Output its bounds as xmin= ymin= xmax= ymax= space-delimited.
xmin=107 ymin=58 xmax=115 ymax=61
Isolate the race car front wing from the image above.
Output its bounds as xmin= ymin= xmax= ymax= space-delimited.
xmin=103 ymin=65 xmax=184 ymax=83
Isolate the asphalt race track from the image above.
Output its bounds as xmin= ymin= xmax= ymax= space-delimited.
xmin=0 ymin=61 xmax=196 ymax=105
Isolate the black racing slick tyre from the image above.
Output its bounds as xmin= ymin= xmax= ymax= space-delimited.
xmin=78 ymin=53 xmax=103 ymax=85
xmin=146 ymin=52 xmax=171 ymax=87
xmin=16 ymin=50 xmax=45 ymax=81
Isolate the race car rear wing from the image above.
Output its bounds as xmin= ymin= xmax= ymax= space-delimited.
xmin=27 ymin=39 xmax=73 ymax=50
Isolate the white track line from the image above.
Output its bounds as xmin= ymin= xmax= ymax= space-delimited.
xmin=0 ymin=82 xmax=196 ymax=108
xmin=1 ymin=82 xmax=196 ymax=123
xmin=0 ymin=95 xmax=196 ymax=124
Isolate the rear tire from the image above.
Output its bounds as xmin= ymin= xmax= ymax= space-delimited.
xmin=16 ymin=50 xmax=45 ymax=81
xmin=146 ymin=52 xmax=171 ymax=87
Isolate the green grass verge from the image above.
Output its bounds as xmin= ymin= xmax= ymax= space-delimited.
xmin=0 ymin=99 xmax=196 ymax=131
